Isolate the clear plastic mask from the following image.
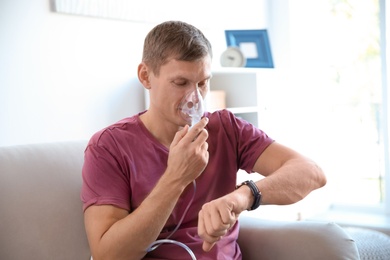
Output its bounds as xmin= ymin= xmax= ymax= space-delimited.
xmin=179 ymin=88 xmax=204 ymax=127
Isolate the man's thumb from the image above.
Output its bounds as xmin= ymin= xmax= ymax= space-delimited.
xmin=202 ymin=241 xmax=215 ymax=252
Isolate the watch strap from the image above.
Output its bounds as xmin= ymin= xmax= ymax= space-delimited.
xmin=236 ymin=180 xmax=262 ymax=211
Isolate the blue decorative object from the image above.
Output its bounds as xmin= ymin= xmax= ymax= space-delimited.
xmin=225 ymin=29 xmax=274 ymax=68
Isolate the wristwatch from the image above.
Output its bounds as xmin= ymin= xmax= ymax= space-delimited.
xmin=236 ymin=180 xmax=262 ymax=211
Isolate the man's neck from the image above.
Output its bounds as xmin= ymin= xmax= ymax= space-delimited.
xmin=139 ymin=111 xmax=180 ymax=149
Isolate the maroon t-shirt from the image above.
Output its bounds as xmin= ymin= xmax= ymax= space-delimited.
xmin=81 ymin=109 xmax=274 ymax=259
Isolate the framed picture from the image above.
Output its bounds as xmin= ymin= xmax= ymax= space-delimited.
xmin=225 ymin=29 xmax=274 ymax=68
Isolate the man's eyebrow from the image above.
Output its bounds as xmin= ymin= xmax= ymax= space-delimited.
xmin=170 ymin=76 xmax=187 ymax=82
xmin=169 ymin=74 xmax=211 ymax=82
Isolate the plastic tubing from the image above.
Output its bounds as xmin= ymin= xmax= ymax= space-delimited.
xmin=147 ymin=239 xmax=196 ymax=260
xmin=147 ymin=89 xmax=202 ymax=258
xmin=146 ymin=180 xmax=197 ymax=259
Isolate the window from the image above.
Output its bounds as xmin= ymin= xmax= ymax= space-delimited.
xmin=244 ymin=0 xmax=389 ymax=223
xmin=320 ymin=0 xmax=387 ymax=210
xmin=285 ymin=0 xmax=389 ymax=215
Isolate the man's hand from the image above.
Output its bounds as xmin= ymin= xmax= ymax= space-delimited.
xmin=197 ymin=194 xmax=246 ymax=252
xmin=167 ymin=117 xmax=209 ymax=186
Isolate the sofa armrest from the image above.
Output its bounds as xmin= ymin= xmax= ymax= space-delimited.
xmin=0 ymin=141 xmax=90 ymax=260
xmin=237 ymin=216 xmax=360 ymax=260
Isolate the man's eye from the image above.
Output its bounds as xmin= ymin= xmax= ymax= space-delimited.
xmin=174 ymin=81 xmax=187 ymax=86
xmin=198 ymin=80 xmax=209 ymax=89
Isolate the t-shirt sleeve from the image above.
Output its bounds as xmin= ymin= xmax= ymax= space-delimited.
xmin=81 ymin=142 xmax=131 ymax=212
xmin=223 ymin=111 xmax=274 ymax=173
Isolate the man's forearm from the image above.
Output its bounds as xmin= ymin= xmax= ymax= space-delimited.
xmin=90 ymin=175 xmax=188 ymax=260
xmin=257 ymin=158 xmax=326 ymax=205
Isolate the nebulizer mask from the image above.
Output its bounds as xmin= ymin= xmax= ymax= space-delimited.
xmin=179 ymin=87 xmax=204 ymax=127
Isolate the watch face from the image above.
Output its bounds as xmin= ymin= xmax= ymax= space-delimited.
xmin=220 ymin=47 xmax=246 ymax=67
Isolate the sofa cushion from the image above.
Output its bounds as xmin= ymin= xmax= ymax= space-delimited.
xmin=238 ymin=216 xmax=360 ymax=260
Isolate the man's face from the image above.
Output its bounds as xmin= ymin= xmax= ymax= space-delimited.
xmin=148 ymin=56 xmax=212 ymax=127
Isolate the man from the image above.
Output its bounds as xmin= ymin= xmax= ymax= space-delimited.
xmin=81 ymin=20 xmax=326 ymax=260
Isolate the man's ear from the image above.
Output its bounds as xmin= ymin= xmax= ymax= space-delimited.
xmin=137 ymin=63 xmax=151 ymax=89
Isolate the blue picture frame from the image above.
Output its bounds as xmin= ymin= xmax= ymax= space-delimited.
xmin=225 ymin=29 xmax=274 ymax=68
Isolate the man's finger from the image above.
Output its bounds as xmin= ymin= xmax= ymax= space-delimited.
xmin=187 ymin=117 xmax=209 ymax=143
xmin=170 ymin=125 xmax=189 ymax=147
xmin=202 ymin=241 xmax=216 ymax=252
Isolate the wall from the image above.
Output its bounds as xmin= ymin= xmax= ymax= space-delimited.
xmin=0 ymin=0 xmax=149 ymax=146
xmin=0 ymin=0 xmax=336 ymax=220
xmin=0 ymin=0 xmax=271 ymax=146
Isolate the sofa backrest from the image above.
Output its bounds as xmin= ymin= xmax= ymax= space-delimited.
xmin=0 ymin=141 xmax=91 ymax=260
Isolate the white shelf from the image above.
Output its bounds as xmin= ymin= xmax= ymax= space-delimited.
xmin=209 ymin=70 xmax=264 ymax=127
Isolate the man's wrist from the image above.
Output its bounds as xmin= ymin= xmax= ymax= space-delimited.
xmin=236 ymin=180 xmax=262 ymax=211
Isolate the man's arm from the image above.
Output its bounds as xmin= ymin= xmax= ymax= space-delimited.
xmin=84 ymin=174 xmax=187 ymax=260
xmin=198 ymin=141 xmax=326 ymax=251
xmin=253 ymin=142 xmax=327 ymax=205
xmin=84 ymin=118 xmax=209 ymax=260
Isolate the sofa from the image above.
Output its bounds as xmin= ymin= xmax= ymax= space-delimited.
xmin=0 ymin=141 xmax=360 ymax=260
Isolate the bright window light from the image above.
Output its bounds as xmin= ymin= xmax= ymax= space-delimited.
xmin=324 ymin=0 xmax=384 ymax=208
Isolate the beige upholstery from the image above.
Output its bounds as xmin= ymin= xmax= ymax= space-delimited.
xmin=238 ymin=217 xmax=360 ymax=260
xmin=0 ymin=141 xmax=90 ymax=260
xmin=0 ymin=141 xmax=360 ymax=260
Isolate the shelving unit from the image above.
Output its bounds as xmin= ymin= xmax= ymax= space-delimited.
xmin=207 ymin=69 xmax=274 ymax=127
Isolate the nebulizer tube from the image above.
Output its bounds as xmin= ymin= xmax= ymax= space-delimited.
xmin=146 ymin=181 xmax=197 ymax=259
xmin=147 ymin=180 xmax=196 ymax=260
xmin=146 ymin=88 xmax=204 ymax=259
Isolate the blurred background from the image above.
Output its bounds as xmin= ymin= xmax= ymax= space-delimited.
xmin=0 ymin=0 xmax=389 ymax=234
